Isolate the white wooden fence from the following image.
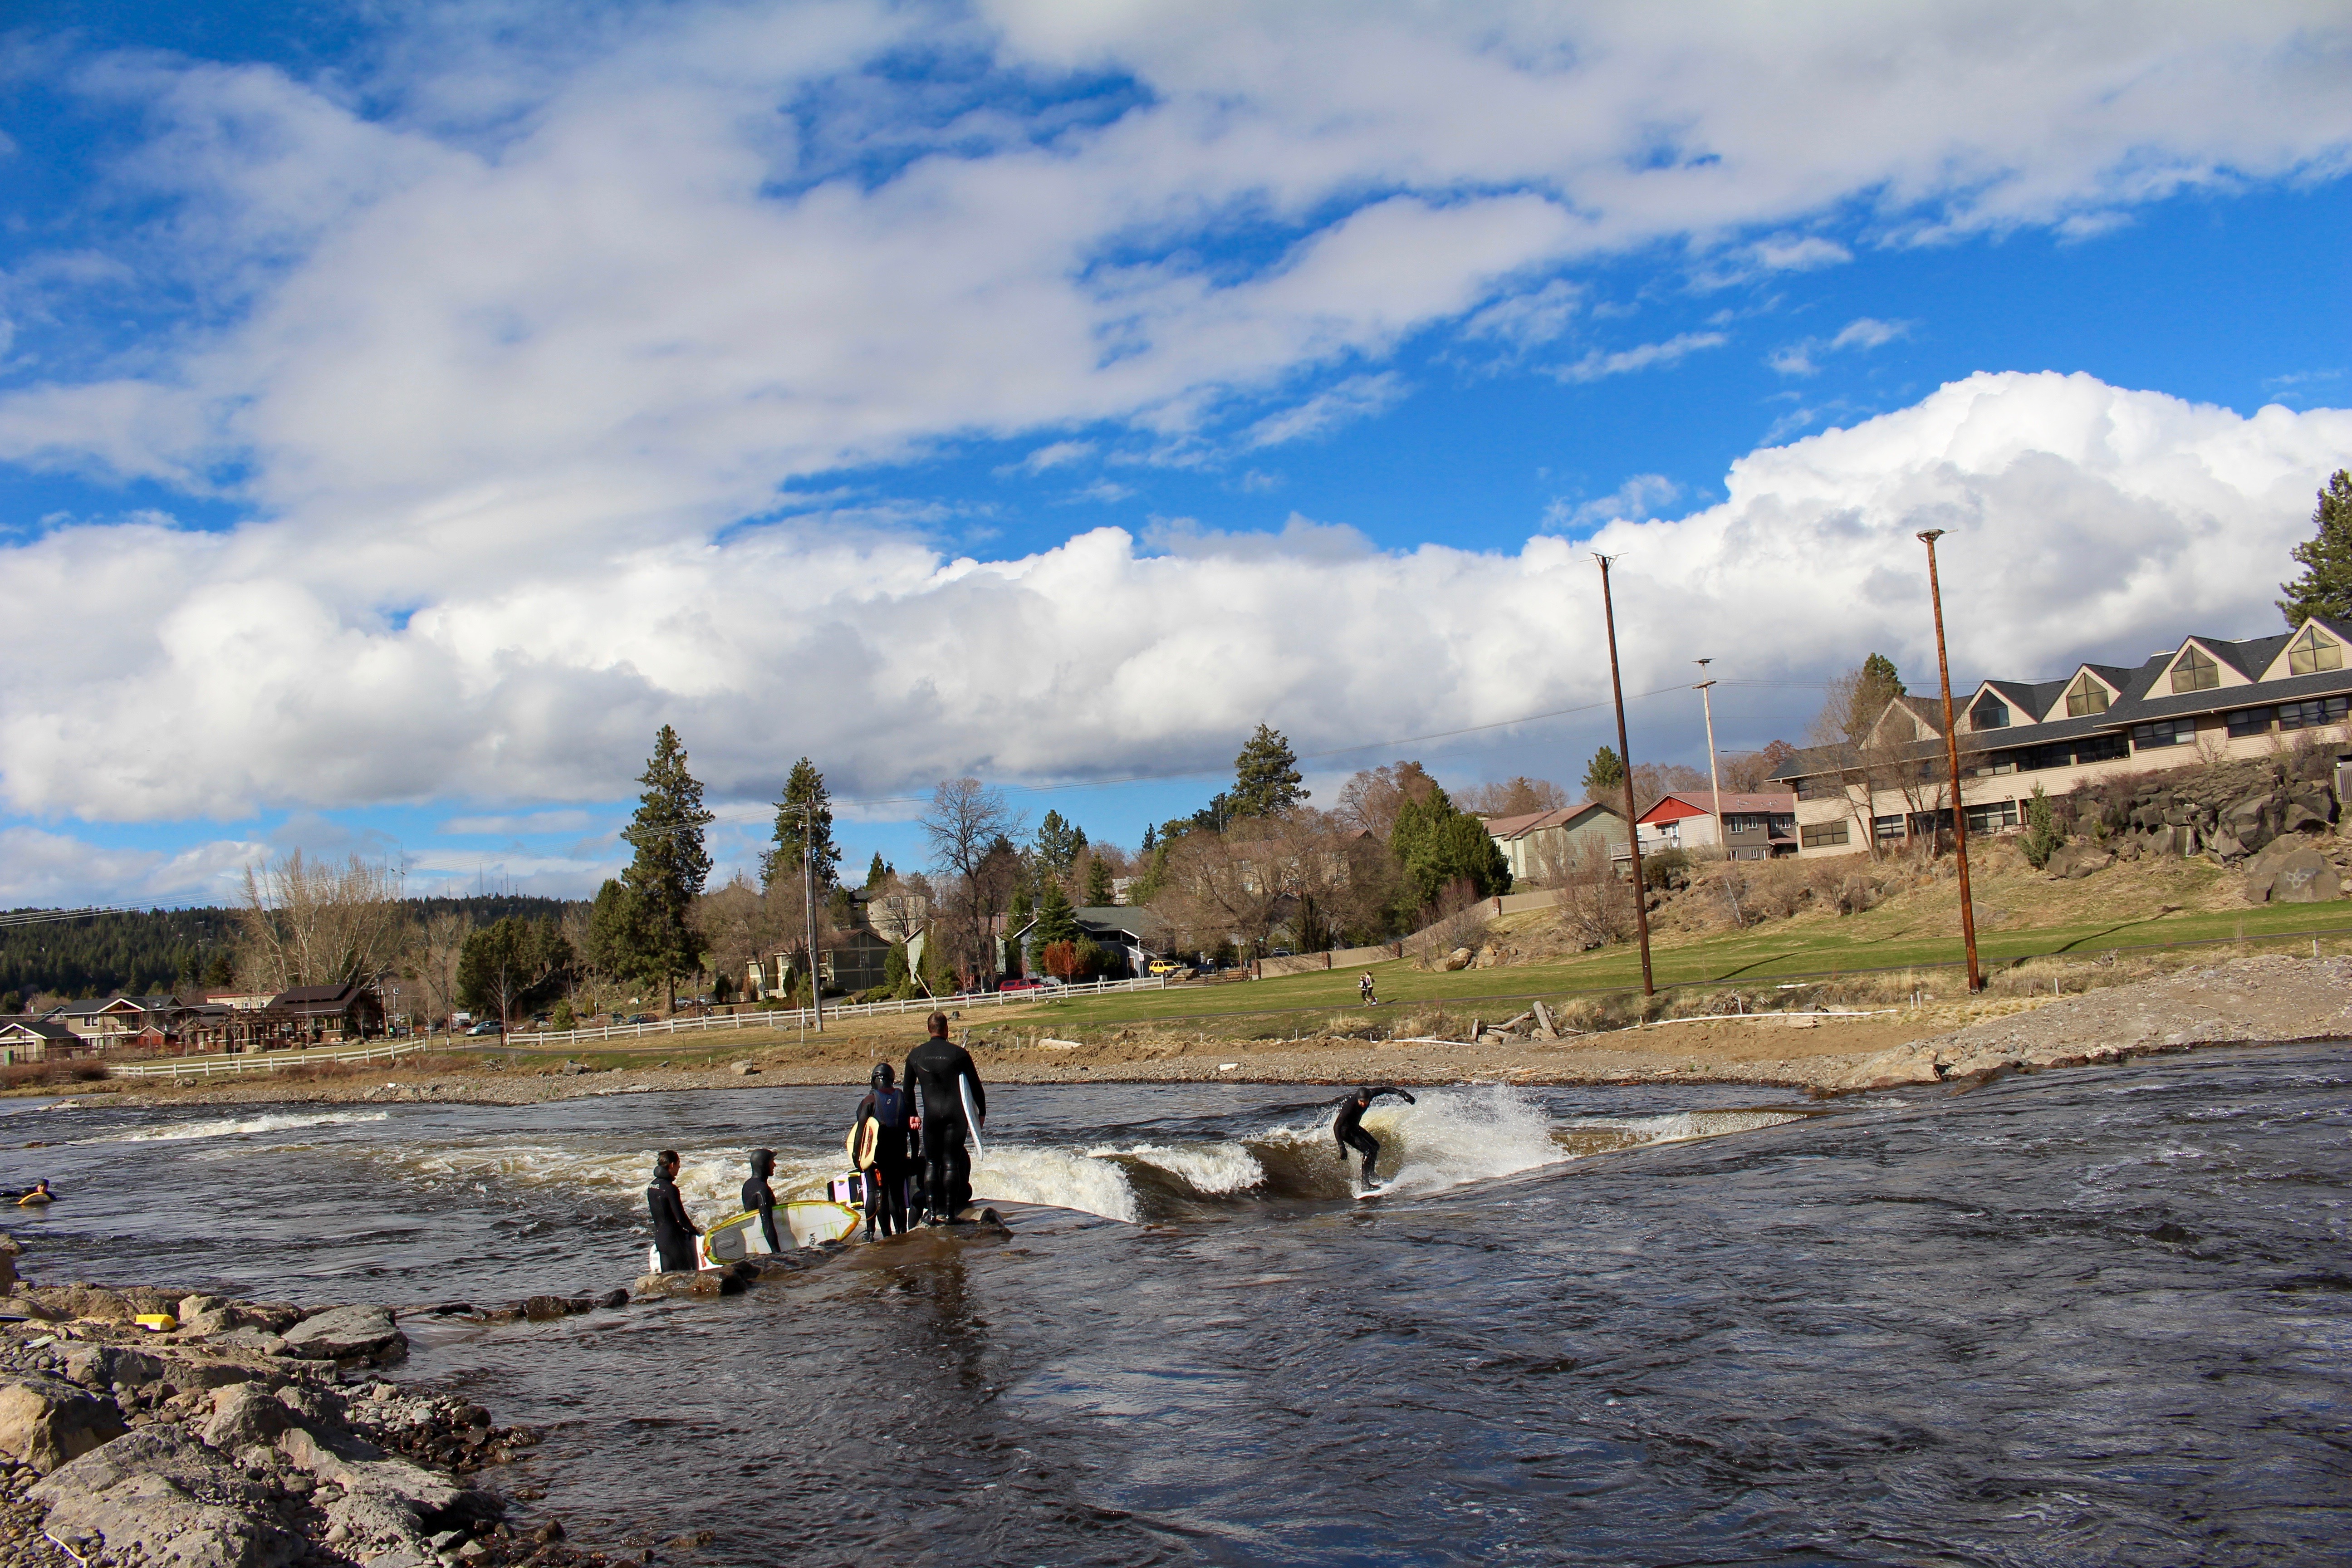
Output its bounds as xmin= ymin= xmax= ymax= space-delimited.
xmin=481 ymin=974 xmax=1173 ymax=1051
xmin=106 ymin=1040 xmax=434 ymax=1079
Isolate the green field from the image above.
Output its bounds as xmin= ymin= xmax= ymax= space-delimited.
xmin=1022 ymin=898 xmax=2352 ymax=1032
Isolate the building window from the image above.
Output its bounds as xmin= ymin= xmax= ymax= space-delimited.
xmin=2288 ymin=624 xmax=2344 ymax=676
xmin=1801 ymin=821 xmax=1850 ymax=848
xmin=2064 ymin=674 xmax=2111 ymax=717
xmin=1796 ymin=777 xmax=1843 ymax=801
xmin=1873 ymin=814 xmax=1906 ymax=841
xmin=2170 ymin=645 xmax=2220 ymax=693
xmin=2278 ymin=695 xmax=2352 ymax=731
xmin=2076 ymin=734 xmax=2129 ymax=764
xmin=1965 ymin=800 xmax=2020 ymax=833
xmin=2227 ymin=707 xmax=2276 ymax=739
xmin=1971 ymin=697 xmax=2009 ymax=730
xmin=2132 ymin=718 xmax=2196 ymax=749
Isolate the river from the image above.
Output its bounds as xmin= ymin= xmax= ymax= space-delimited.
xmin=9 ymin=1044 xmax=2349 ymax=1564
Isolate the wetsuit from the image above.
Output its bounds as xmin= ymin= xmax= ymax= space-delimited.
xmin=647 ymin=1162 xmax=699 ymax=1272
xmin=1333 ymin=1086 xmax=1416 ymax=1186
xmin=852 ymin=1080 xmax=917 ymax=1239
xmin=742 ymin=1151 xmax=781 ymax=1253
xmin=903 ymin=1035 xmax=985 ymax=1222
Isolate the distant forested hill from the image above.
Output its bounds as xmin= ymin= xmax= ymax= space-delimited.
xmin=0 ymin=895 xmax=579 ymax=1008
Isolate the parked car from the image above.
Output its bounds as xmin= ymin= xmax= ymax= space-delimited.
xmin=1146 ymin=959 xmax=1179 ymax=976
xmin=465 ymin=1019 xmax=504 ymax=1036
xmin=998 ymin=977 xmax=1044 ymax=992
xmin=624 ymin=1013 xmax=655 ymax=1026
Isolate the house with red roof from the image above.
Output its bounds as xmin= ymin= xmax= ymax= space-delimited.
xmin=1637 ymin=792 xmax=1798 ymax=861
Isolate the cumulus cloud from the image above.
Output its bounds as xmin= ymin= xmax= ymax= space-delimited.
xmin=3 ymin=373 xmax=2344 ymax=829
xmin=1548 ymin=475 xmax=1684 ymax=533
xmin=0 ymin=828 xmax=268 ymax=907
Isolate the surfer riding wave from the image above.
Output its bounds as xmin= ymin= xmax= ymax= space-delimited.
xmin=1333 ymin=1086 xmax=1416 ymax=1189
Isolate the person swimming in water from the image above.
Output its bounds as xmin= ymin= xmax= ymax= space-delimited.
xmin=742 ymin=1149 xmax=781 ymax=1253
xmin=1332 ymin=1086 xmax=1416 ymax=1188
xmin=903 ymin=1012 xmax=985 ymax=1224
xmin=849 ymin=1063 xmax=917 ymax=1240
xmin=647 ymin=1151 xmax=701 ymax=1272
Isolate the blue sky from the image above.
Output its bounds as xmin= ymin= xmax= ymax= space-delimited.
xmin=2 ymin=2 xmax=2348 ymax=905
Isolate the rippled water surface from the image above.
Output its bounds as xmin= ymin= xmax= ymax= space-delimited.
xmin=10 ymin=1046 xmax=2351 ymax=1564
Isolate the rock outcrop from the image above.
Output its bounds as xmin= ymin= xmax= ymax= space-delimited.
xmin=2079 ymin=752 xmax=2337 ymax=862
xmin=279 ymin=1303 xmax=405 ymax=1362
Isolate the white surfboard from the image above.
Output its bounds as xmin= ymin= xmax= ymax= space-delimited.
xmin=960 ymin=1074 xmax=985 ymax=1161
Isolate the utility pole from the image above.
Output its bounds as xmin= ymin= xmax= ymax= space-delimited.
xmin=802 ymin=801 xmax=826 ymax=1032
xmin=1694 ymin=658 xmax=1725 ymax=854
xmin=1594 ymin=554 xmax=1654 ymax=997
xmin=1917 ymin=529 xmax=1984 ymax=993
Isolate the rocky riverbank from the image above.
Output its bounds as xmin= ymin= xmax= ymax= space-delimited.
xmin=0 ymin=1270 xmax=643 ymax=1568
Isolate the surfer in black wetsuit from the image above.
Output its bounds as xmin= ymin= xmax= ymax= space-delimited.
xmin=647 ymin=1150 xmax=700 ymax=1272
xmin=742 ymin=1149 xmax=781 ymax=1253
xmin=1333 ymin=1086 xmax=1416 ymax=1188
xmin=851 ymin=1063 xmax=917 ymax=1240
xmin=903 ymin=1012 xmax=985 ymax=1225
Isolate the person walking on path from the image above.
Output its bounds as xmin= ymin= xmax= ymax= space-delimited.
xmin=848 ymin=1063 xmax=918 ymax=1239
xmin=903 ymin=1011 xmax=985 ymax=1224
xmin=1332 ymin=1086 xmax=1416 ymax=1189
xmin=647 ymin=1150 xmax=701 ymax=1272
xmin=1359 ymin=971 xmax=1378 ymax=1006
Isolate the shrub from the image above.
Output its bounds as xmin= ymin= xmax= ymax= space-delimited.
xmin=1642 ymin=847 xmax=1691 ymax=890
xmin=550 ymin=999 xmax=576 ymax=1031
xmin=2021 ymin=785 xmax=2063 ymax=868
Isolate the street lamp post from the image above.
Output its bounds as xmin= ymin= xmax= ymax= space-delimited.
xmin=1694 ymin=658 xmax=1725 ymax=854
xmin=1917 ymin=529 xmax=1985 ymax=993
xmin=1594 ymin=554 xmax=1655 ymax=997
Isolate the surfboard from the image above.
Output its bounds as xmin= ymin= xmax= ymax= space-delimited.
xmin=695 ymin=1200 xmax=863 ymax=1267
xmin=959 ymin=1075 xmax=985 ymax=1161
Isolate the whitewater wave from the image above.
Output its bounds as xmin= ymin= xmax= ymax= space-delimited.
xmin=72 ymin=1111 xmax=391 ymax=1147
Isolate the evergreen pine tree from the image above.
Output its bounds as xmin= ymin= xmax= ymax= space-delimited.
xmin=1231 ymin=724 xmax=1307 ymax=817
xmin=2278 ymin=470 xmax=2352 ymax=627
xmin=618 ymin=725 xmax=714 ymax=1009
xmin=1861 ymin=651 xmax=1906 ymax=696
xmin=1033 ymin=880 xmax=1081 ymax=947
xmin=1388 ymin=786 xmax=1512 ymax=909
xmin=865 ymin=852 xmax=888 ymax=888
xmin=761 ymin=757 xmax=841 ymax=890
xmin=1032 ymin=810 xmax=1088 ymax=877
xmin=1582 ymin=746 xmax=1626 ymax=801
xmin=1083 ymin=855 xmax=1115 ymax=906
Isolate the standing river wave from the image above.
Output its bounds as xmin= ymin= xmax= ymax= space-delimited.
xmin=8 ymin=1046 xmax=2348 ymax=1563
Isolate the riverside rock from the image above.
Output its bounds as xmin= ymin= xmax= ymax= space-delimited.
xmin=0 ymin=1373 xmax=128 ymax=1471
xmin=280 ymin=1303 xmax=405 ymax=1360
xmin=62 ymin=1343 xmax=165 ymax=1390
xmin=2244 ymin=838 xmax=2341 ymax=903
xmin=29 ymin=1427 xmax=303 ymax=1568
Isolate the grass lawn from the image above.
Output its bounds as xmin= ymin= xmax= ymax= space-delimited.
xmin=1025 ymin=896 xmax=2352 ymax=1032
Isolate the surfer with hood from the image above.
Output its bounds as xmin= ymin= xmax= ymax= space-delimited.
xmin=848 ymin=1063 xmax=918 ymax=1240
xmin=742 ymin=1149 xmax=782 ymax=1253
xmin=647 ymin=1150 xmax=701 ymax=1272
xmin=903 ymin=1012 xmax=985 ymax=1224
xmin=1333 ymin=1086 xmax=1416 ymax=1189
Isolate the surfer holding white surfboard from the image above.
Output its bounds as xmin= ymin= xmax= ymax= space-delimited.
xmin=903 ymin=1010 xmax=986 ymax=1225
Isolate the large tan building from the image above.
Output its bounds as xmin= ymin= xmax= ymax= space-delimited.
xmin=1773 ymin=619 xmax=2352 ymax=856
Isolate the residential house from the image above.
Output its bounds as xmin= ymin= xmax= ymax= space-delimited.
xmin=53 ymin=994 xmax=186 ymax=1049
xmin=1637 ymin=792 xmax=1798 ymax=860
xmin=1480 ymin=802 xmax=1625 ymax=885
xmin=1010 ymin=905 xmax=1173 ymax=979
xmin=267 ymin=984 xmax=384 ymax=1045
xmin=1773 ymin=619 xmax=2352 ymax=856
xmin=0 ymin=1020 xmax=88 ymax=1065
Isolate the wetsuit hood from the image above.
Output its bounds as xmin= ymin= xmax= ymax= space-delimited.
xmin=871 ymin=1063 xmax=894 ymax=1087
xmin=749 ymin=1148 xmax=775 ymax=1179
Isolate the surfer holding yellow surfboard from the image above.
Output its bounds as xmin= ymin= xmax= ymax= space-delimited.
xmin=847 ymin=1063 xmax=918 ymax=1239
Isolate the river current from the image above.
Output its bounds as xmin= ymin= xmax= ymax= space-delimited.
xmin=8 ymin=1044 xmax=2349 ymax=1565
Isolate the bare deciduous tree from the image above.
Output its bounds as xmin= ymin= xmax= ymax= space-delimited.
xmin=920 ymin=779 xmax=1024 ymax=983
xmin=1547 ymin=837 xmax=1635 ymax=950
xmin=409 ymin=911 xmax=472 ymax=1027
xmin=236 ymin=852 xmax=406 ymax=993
xmin=1335 ymin=760 xmax=1440 ymax=839
xmin=1455 ymin=776 xmax=1569 ymax=817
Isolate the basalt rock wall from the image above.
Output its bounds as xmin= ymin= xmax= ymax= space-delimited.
xmin=2072 ymin=752 xmax=2338 ymax=862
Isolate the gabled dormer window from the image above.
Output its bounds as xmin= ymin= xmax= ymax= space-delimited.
xmin=2288 ymin=623 xmax=2343 ymax=676
xmin=2063 ymin=673 xmax=2109 ymax=717
xmin=2171 ymin=645 xmax=2219 ymax=694
xmin=1971 ymin=696 xmax=2009 ymax=730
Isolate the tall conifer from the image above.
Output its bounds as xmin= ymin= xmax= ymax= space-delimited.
xmin=619 ymin=725 xmax=713 ymax=1009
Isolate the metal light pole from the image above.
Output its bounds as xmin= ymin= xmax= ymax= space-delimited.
xmin=1594 ymin=554 xmax=1655 ymax=996
xmin=1694 ymin=658 xmax=1725 ymax=855
xmin=1917 ymin=529 xmax=1984 ymax=993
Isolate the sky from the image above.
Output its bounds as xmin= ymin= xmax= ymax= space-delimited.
xmin=1 ymin=0 xmax=2348 ymax=907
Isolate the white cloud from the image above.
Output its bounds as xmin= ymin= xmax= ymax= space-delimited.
xmin=0 ymin=827 xmax=268 ymax=907
xmin=3 ymin=373 xmax=2344 ymax=828
xmin=1462 ymin=280 xmax=1582 ymax=349
xmin=1750 ymin=235 xmax=1852 ymax=272
xmin=1773 ymin=316 xmax=1913 ymax=375
xmin=1551 ymin=332 xmax=1728 ymax=383
xmin=1004 ymin=440 xmax=1095 ymax=476
xmin=1244 ymin=373 xmax=1409 ymax=448
xmin=1547 ymin=475 xmax=1683 ymax=532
